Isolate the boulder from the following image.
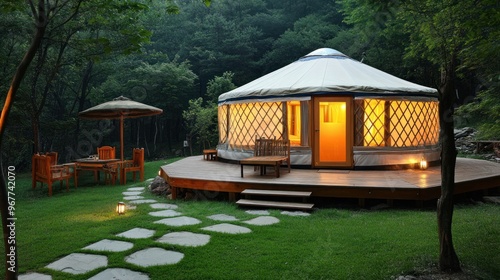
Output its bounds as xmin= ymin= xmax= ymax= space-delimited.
xmin=148 ymin=176 xmax=171 ymax=196
xmin=454 ymin=127 xmax=475 ymax=139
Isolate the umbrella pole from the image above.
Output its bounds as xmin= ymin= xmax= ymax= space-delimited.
xmin=120 ymin=114 xmax=124 ymax=161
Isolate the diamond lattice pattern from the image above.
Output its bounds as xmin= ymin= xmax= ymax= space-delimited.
xmin=355 ymin=99 xmax=439 ymax=147
xmin=218 ymin=105 xmax=228 ymax=144
xmin=227 ymin=102 xmax=284 ymax=149
xmin=390 ymin=100 xmax=439 ymax=147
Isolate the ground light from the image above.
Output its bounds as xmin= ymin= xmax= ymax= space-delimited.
xmin=116 ymin=202 xmax=126 ymax=215
xmin=420 ymin=157 xmax=428 ymax=170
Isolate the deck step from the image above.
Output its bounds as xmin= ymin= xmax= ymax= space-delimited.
xmin=241 ymin=189 xmax=312 ymax=197
xmin=236 ymin=199 xmax=314 ymax=210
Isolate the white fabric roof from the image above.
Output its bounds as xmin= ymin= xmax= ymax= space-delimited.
xmin=218 ymin=48 xmax=438 ymax=104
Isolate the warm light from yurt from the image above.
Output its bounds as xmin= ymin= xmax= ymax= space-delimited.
xmin=287 ymin=101 xmax=302 ymax=145
xmin=363 ymin=99 xmax=386 ymax=147
xmin=355 ymin=98 xmax=439 ymax=148
xmin=226 ymin=102 xmax=283 ymax=149
xmin=217 ymin=48 xmax=440 ymax=169
xmin=319 ymin=101 xmax=347 ymax=162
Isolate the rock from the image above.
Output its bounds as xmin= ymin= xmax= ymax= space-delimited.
xmin=454 ymin=127 xmax=475 ymax=139
xmin=483 ymin=196 xmax=500 ymax=204
xmin=148 ymin=176 xmax=171 ymax=196
xmin=393 ymin=276 xmax=417 ymax=280
xmin=371 ymin=203 xmax=390 ymax=210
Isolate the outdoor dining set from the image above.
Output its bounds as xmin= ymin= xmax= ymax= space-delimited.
xmin=31 ymin=146 xmax=144 ymax=196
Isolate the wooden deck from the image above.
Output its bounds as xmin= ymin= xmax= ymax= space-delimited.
xmin=160 ymin=156 xmax=500 ymax=201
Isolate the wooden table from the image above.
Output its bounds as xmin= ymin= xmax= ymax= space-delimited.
xmin=240 ymin=156 xmax=288 ymax=178
xmin=75 ymin=158 xmax=120 ymax=184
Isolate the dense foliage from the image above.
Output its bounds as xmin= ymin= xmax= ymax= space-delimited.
xmin=1 ymin=0 xmax=497 ymax=170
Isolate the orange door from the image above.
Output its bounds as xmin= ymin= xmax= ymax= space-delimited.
xmin=313 ymin=97 xmax=353 ymax=168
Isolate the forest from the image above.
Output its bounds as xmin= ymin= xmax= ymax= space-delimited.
xmin=1 ymin=0 xmax=498 ymax=171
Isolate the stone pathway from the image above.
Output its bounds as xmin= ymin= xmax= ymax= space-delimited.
xmin=19 ymin=183 xmax=312 ymax=280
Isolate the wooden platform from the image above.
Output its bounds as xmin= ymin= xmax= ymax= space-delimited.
xmin=238 ymin=189 xmax=314 ymax=210
xmin=160 ymin=156 xmax=500 ymax=201
xmin=236 ymin=199 xmax=314 ymax=210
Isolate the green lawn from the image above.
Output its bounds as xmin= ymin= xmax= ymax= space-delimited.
xmin=5 ymin=158 xmax=500 ymax=279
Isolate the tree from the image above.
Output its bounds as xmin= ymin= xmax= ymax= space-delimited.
xmin=0 ymin=1 xmax=48 ymax=278
xmin=260 ymin=14 xmax=344 ymax=73
xmin=0 ymin=1 xmax=208 ymax=278
xmin=402 ymin=0 xmax=499 ymax=271
xmin=340 ymin=0 xmax=499 ymax=273
xmin=183 ymin=72 xmax=236 ymax=153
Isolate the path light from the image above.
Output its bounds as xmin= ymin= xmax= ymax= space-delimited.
xmin=419 ymin=157 xmax=428 ymax=170
xmin=116 ymin=202 xmax=126 ymax=215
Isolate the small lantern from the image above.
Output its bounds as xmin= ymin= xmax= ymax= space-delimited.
xmin=116 ymin=202 xmax=126 ymax=215
xmin=419 ymin=157 xmax=428 ymax=170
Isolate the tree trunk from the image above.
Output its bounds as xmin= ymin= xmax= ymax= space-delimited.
xmin=437 ymin=55 xmax=461 ymax=272
xmin=32 ymin=117 xmax=41 ymax=153
xmin=0 ymin=2 xmax=47 ymax=279
xmin=74 ymin=60 xmax=95 ymax=156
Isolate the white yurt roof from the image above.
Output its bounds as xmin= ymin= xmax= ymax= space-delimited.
xmin=218 ymin=48 xmax=438 ymax=104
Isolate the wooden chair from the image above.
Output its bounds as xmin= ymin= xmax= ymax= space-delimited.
xmin=45 ymin=152 xmax=58 ymax=166
xmin=122 ymin=148 xmax=144 ymax=184
xmin=97 ymin=146 xmax=115 ymax=159
xmin=103 ymin=162 xmax=119 ymax=185
xmin=32 ymin=154 xmax=77 ymax=196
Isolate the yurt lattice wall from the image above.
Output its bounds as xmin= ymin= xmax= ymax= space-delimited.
xmin=354 ymin=99 xmax=439 ymax=148
xmin=221 ymin=102 xmax=284 ymax=149
xmin=218 ymin=105 xmax=229 ymax=144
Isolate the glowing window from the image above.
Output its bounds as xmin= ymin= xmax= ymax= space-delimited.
xmin=287 ymin=101 xmax=301 ymax=145
xmin=364 ymin=99 xmax=386 ymax=147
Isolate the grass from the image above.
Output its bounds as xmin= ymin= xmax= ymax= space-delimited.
xmin=4 ymin=158 xmax=500 ymax=279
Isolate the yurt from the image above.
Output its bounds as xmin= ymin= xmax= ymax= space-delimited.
xmin=217 ymin=48 xmax=440 ymax=169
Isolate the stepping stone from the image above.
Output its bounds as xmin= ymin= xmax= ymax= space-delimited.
xmin=19 ymin=273 xmax=52 ymax=280
xmin=88 ymin=268 xmax=149 ymax=280
xmin=154 ymin=216 xmax=201 ymax=227
xmin=149 ymin=210 xmax=182 ymax=217
xmin=126 ymin=204 xmax=137 ymax=210
xmin=116 ymin=228 xmax=156 ymax=239
xmin=201 ymin=223 xmax=252 ymax=234
xmin=243 ymin=216 xmax=280 ymax=226
xmin=128 ymin=187 xmax=144 ymax=191
xmin=150 ymin=203 xmax=178 ymax=210
xmin=246 ymin=210 xmax=270 ymax=215
xmin=281 ymin=211 xmax=311 ymax=217
xmin=46 ymin=253 xmax=107 ymax=275
xmin=207 ymin=214 xmax=239 ymax=221
xmin=123 ymin=191 xmax=142 ymax=196
xmin=83 ymin=239 xmax=133 ymax=252
xmin=125 ymin=248 xmax=183 ymax=267
xmin=129 ymin=199 xmax=157 ymax=204
xmin=157 ymin=231 xmax=211 ymax=247
xmin=484 ymin=196 xmax=500 ymax=204
xmin=123 ymin=195 xmax=144 ymax=200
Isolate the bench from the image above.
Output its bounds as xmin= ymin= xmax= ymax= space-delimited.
xmin=240 ymin=138 xmax=290 ymax=178
xmin=471 ymin=140 xmax=500 ymax=156
xmin=203 ymin=149 xmax=218 ymax=161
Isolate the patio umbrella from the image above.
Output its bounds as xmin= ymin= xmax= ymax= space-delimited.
xmin=79 ymin=96 xmax=163 ymax=160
